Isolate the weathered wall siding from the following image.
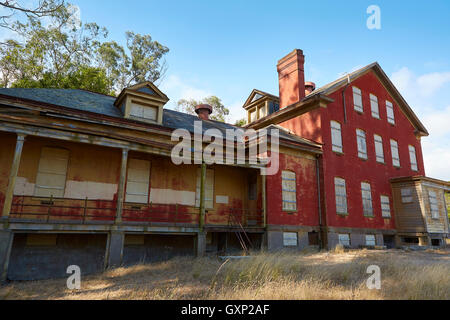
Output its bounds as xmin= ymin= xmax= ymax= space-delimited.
xmin=13 ymin=136 xmax=121 ymax=200
xmin=421 ymin=185 xmax=448 ymax=234
xmin=207 ymin=165 xmax=257 ymax=225
xmin=266 ymin=152 xmax=319 ymax=226
xmin=391 ymin=181 xmax=426 ymax=233
xmin=0 ymin=132 xmax=17 ymax=216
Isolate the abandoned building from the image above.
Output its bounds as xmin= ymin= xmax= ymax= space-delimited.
xmin=0 ymin=49 xmax=449 ymax=281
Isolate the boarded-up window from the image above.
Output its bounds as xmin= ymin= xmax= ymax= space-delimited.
xmin=401 ymin=188 xmax=413 ymax=203
xmin=334 ymin=177 xmax=347 ymax=214
xmin=125 ymin=159 xmax=150 ymax=203
xmin=365 ymin=235 xmax=376 ymax=246
xmin=370 ymin=94 xmax=379 ymax=118
xmin=374 ymin=134 xmax=384 ymax=163
xmin=380 ymin=195 xmax=391 ymax=218
xmin=249 ymin=109 xmax=257 ymax=122
xmin=409 ymin=145 xmax=418 ymax=171
xmin=258 ymin=104 xmax=267 ymax=118
xmin=428 ymin=190 xmax=439 ymax=219
xmin=338 ymin=234 xmax=350 ymax=246
xmin=390 ymin=139 xmax=400 ymax=167
xmin=282 ymin=171 xmax=297 ymax=211
xmin=196 ymin=168 xmax=214 ymax=209
xmin=386 ymin=101 xmax=395 ymax=124
xmin=331 ymin=121 xmax=343 ymax=153
xmin=356 ymin=129 xmax=367 ymax=159
xmin=34 ymin=147 xmax=69 ymax=198
xmin=283 ymin=232 xmax=298 ymax=247
xmin=361 ymin=182 xmax=373 ymax=216
xmin=353 ymin=87 xmax=363 ymax=112
xmin=130 ymin=102 xmax=157 ymax=121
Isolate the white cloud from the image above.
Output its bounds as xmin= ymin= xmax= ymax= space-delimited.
xmin=391 ymin=68 xmax=450 ymax=180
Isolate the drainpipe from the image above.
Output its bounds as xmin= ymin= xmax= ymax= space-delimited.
xmin=262 ymin=174 xmax=267 ymax=228
xmin=342 ymin=74 xmax=351 ymax=124
xmin=315 ymin=155 xmax=323 ymax=249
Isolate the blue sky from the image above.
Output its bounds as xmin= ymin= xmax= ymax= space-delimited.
xmin=5 ymin=1 xmax=450 ymax=180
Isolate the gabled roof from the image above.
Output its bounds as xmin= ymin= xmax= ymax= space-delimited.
xmin=243 ymin=89 xmax=279 ymax=109
xmin=115 ymin=81 xmax=169 ymax=106
xmin=306 ymin=62 xmax=429 ymax=136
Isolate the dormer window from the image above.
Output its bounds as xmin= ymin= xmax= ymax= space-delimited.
xmin=243 ymin=89 xmax=280 ymax=124
xmin=114 ymin=81 xmax=169 ymax=125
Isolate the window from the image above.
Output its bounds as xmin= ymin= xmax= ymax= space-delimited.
xmin=334 ymin=177 xmax=348 ymax=214
xmin=338 ymin=234 xmax=350 ymax=247
xmin=390 ymin=140 xmax=400 ymax=167
xmin=374 ymin=134 xmax=384 ymax=163
xmin=34 ymin=147 xmax=69 ymax=198
xmin=386 ymin=101 xmax=395 ymax=124
xmin=428 ymin=190 xmax=439 ymax=219
xmin=380 ymin=195 xmax=391 ymax=218
xmin=282 ymin=171 xmax=297 ymax=211
xmin=125 ymin=159 xmax=150 ymax=203
xmin=361 ymin=182 xmax=373 ymax=216
xmin=401 ymin=188 xmax=413 ymax=203
xmin=283 ymin=232 xmax=298 ymax=247
xmin=248 ymin=173 xmax=257 ymax=200
xmin=356 ymin=129 xmax=367 ymax=159
xmin=196 ymin=168 xmax=214 ymax=209
xmin=409 ymin=145 xmax=418 ymax=171
xmin=365 ymin=235 xmax=376 ymax=246
xmin=370 ymin=94 xmax=379 ymax=118
xmin=130 ymin=102 xmax=157 ymax=121
xmin=331 ymin=121 xmax=343 ymax=153
xmin=249 ymin=109 xmax=257 ymax=122
xmin=258 ymin=104 xmax=267 ymax=118
xmin=353 ymin=87 xmax=363 ymax=112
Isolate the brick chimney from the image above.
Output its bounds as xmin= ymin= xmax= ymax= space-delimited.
xmin=195 ymin=104 xmax=213 ymax=120
xmin=277 ymin=49 xmax=306 ymax=108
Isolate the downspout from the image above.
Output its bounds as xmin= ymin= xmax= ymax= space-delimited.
xmin=342 ymin=74 xmax=351 ymax=124
xmin=199 ymin=162 xmax=206 ymax=232
xmin=315 ymin=155 xmax=323 ymax=249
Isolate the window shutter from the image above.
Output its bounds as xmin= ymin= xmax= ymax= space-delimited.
xmin=361 ymin=182 xmax=373 ymax=216
xmin=386 ymin=101 xmax=395 ymax=124
xmin=331 ymin=121 xmax=343 ymax=153
xmin=196 ymin=168 xmax=214 ymax=209
xmin=370 ymin=94 xmax=379 ymax=118
xmin=334 ymin=177 xmax=347 ymax=214
xmin=34 ymin=147 xmax=69 ymax=198
xmin=365 ymin=235 xmax=376 ymax=246
xmin=409 ymin=145 xmax=418 ymax=171
xmin=125 ymin=159 xmax=150 ymax=203
xmin=390 ymin=140 xmax=400 ymax=167
xmin=353 ymin=87 xmax=363 ymax=112
xmin=356 ymin=129 xmax=367 ymax=159
xmin=380 ymin=195 xmax=391 ymax=218
xmin=338 ymin=234 xmax=350 ymax=246
xmin=401 ymin=188 xmax=413 ymax=203
xmin=282 ymin=171 xmax=297 ymax=211
xmin=428 ymin=190 xmax=439 ymax=218
xmin=374 ymin=135 xmax=384 ymax=163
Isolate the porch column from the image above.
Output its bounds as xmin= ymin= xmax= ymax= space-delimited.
xmin=2 ymin=134 xmax=26 ymax=219
xmin=115 ymin=148 xmax=128 ymax=224
xmin=199 ymin=162 xmax=206 ymax=231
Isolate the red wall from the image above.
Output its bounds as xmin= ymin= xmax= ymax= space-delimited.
xmin=280 ymin=70 xmax=425 ymax=230
xmin=266 ymin=152 xmax=320 ymax=226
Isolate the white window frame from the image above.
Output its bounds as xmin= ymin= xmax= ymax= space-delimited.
xmin=283 ymin=232 xmax=298 ymax=247
xmin=386 ymin=101 xmax=395 ymax=124
xmin=34 ymin=147 xmax=69 ymax=198
xmin=356 ymin=129 xmax=368 ymax=159
xmin=390 ymin=139 xmax=400 ymax=167
xmin=428 ymin=190 xmax=439 ymax=219
xmin=249 ymin=109 xmax=257 ymax=122
xmin=334 ymin=177 xmax=348 ymax=215
xmin=125 ymin=159 xmax=151 ymax=204
xmin=365 ymin=234 xmax=376 ymax=246
xmin=374 ymin=134 xmax=384 ymax=163
xmin=338 ymin=234 xmax=350 ymax=247
xmin=331 ymin=120 xmax=343 ymax=153
xmin=370 ymin=94 xmax=379 ymax=119
xmin=380 ymin=195 xmax=391 ymax=218
xmin=361 ymin=182 xmax=373 ymax=217
xmin=282 ymin=171 xmax=297 ymax=212
xmin=409 ymin=145 xmax=418 ymax=171
xmin=401 ymin=188 xmax=413 ymax=203
xmin=353 ymin=86 xmax=363 ymax=112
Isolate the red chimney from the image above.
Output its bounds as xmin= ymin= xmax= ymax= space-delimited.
xmin=195 ymin=104 xmax=213 ymax=120
xmin=305 ymin=81 xmax=316 ymax=95
xmin=277 ymin=49 xmax=306 ymax=109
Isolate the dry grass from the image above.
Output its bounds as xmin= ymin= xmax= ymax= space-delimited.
xmin=1 ymin=248 xmax=449 ymax=300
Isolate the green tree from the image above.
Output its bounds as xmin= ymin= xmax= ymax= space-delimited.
xmin=177 ymin=96 xmax=230 ymax=122
xmin=234 ymin=118 xmax=247 ymax=127
xmin=0 ymin=2 xmax=169 ymax=95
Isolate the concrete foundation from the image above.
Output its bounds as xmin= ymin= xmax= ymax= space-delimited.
xmin=123 ymin=233 xmax=195 ymax=265
xmin=106 ymin=231 xmax=124 ymax=269
xmin=196 ymin=232 xmax=206 ymax=257
xmin=0 ymin=230 xmax=13 ymax=282
xmin=267 ymin=230 xmax=314 ymax=251
xmin=326 ymin=230 xmax=388 ymax=249
xmin=7 ymin=233 xmax=107 ymax=281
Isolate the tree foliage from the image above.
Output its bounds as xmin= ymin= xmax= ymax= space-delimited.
xmin=177 ymin=96 xmax=230 ymax=122
xmin=234 ymin=118 xmax=247 ymax=127
xmin=0 ymin=2 xmax=169 ymax=95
